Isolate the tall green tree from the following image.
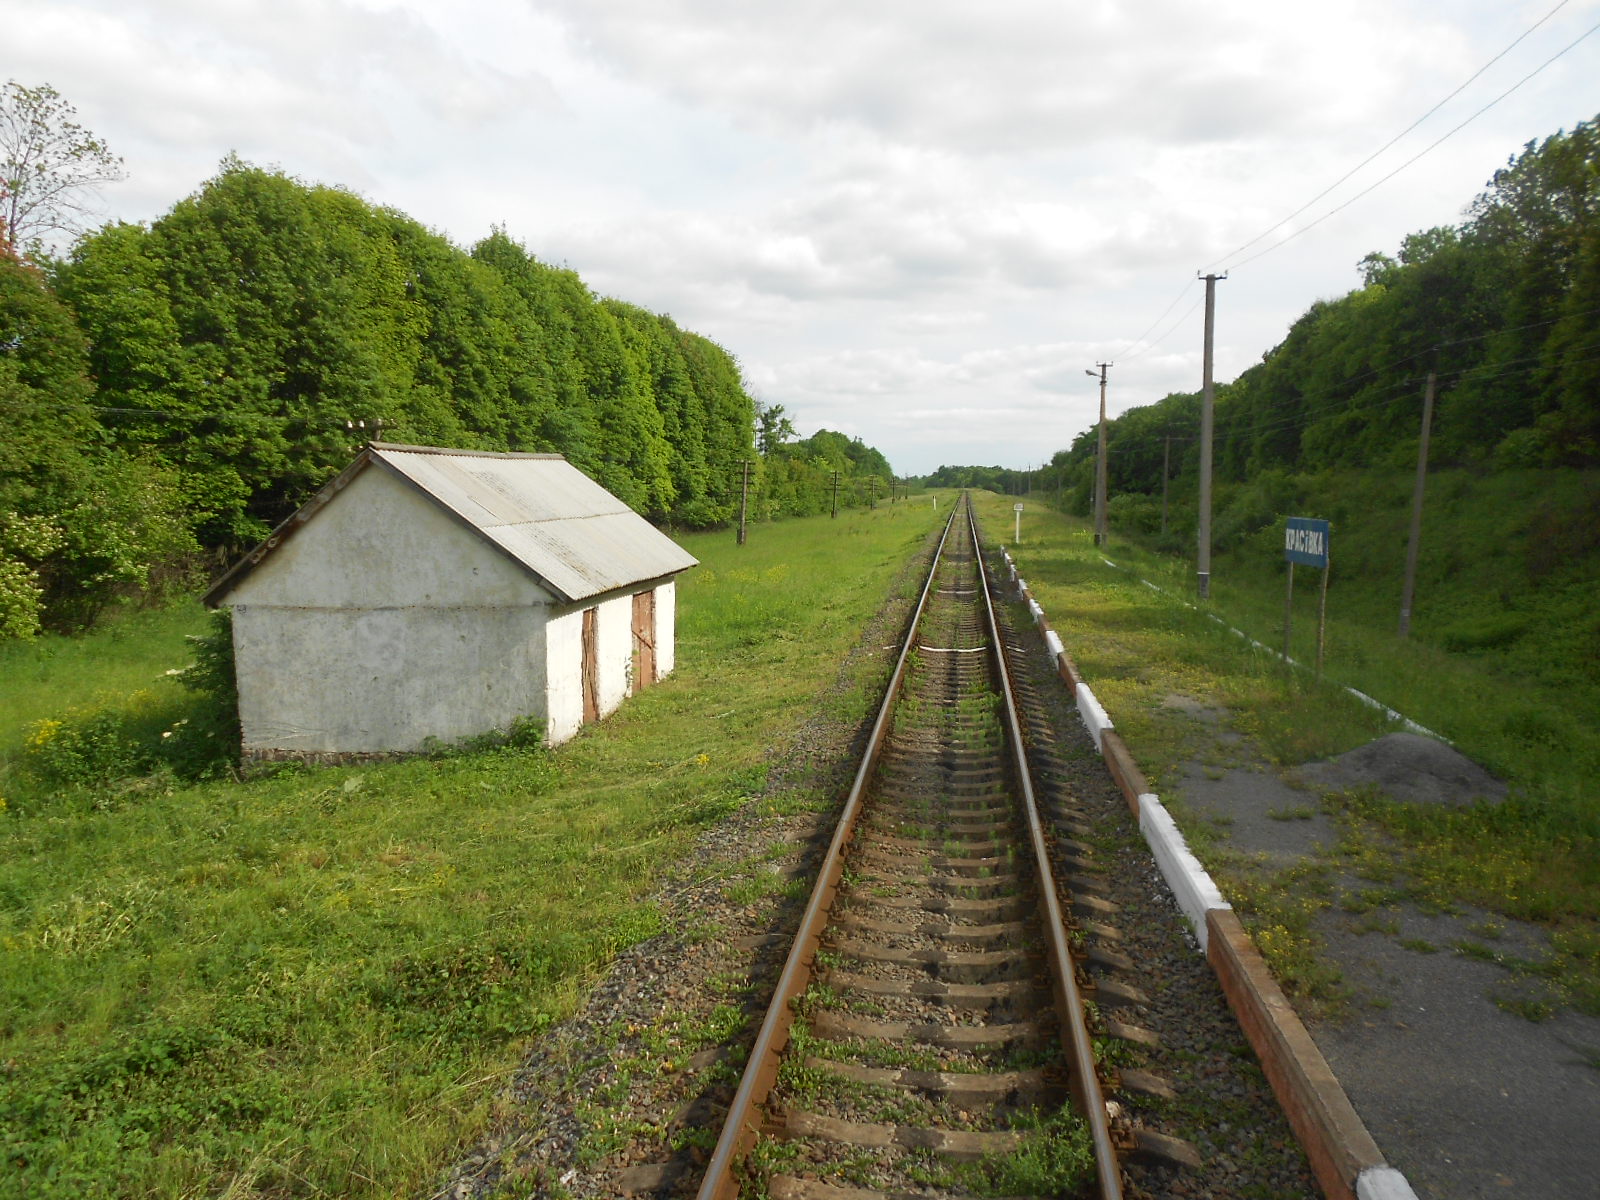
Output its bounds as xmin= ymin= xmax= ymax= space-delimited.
xmin=1 ymin=256 xmax=193 ymax=633
xmin=472 ymin=232 xmax=601 ymax=469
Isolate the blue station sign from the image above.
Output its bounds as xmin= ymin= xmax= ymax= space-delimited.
xmin=1284 ymin=517 xmax=1330 ymax=568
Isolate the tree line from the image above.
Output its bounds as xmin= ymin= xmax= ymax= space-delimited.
xmin=1040 ymin=113 xmax=1599 ymax=541
xmin=1 ymin=154 xmax=895 ymax=637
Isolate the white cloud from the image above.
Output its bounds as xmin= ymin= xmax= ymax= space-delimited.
xmin=4 ymin=0 xmax=1595 ymax=475
xmin=539 ymin=0 xmax=1441 ymax=152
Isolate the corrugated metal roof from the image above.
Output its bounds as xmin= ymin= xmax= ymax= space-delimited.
xmin=376 ymin=446 xmax=697 ymax=602
xmin=206 ymin=443 xmax=697 ymax=606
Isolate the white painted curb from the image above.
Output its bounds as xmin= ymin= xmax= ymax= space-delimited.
xmin=1357 ymin=1166 xmax=1421 ymax=1200
xmin=1137 ymin=794 xmax=1230 ymax=952
xmin=1074 ymin=682 xmax=1112 ymax=750
xmin=1028 ymin=599 xmax=1043 ymax=623
xmin=1044 ymin=630 xmax=1064 ymax=658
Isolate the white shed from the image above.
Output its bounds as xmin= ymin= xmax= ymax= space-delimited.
xmin=204 ymin=443 xmax=698 ymax=762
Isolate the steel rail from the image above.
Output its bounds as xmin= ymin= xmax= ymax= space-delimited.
xmin=968 ymin=501 xmax=1125 ymax=1200
xmin=694 ymin=502 xmax=960 ymax=1200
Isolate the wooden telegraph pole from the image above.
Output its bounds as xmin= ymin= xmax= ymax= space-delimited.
xmin=1399 ymin=370 xmax=1437 ymax=637
xmin=1198 ymin=273 xmax=1224 ymax=598
xmin=831 ymin=470 xmax=839 ymax=518
xmin=1085 ymin=364 xmax=1111 ymax=546
xmin=737 ymin=459 xmax=750 ymax=545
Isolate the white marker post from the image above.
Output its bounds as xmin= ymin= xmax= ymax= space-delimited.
xmin=1013 ymin=502 xmax=1023 ymax=544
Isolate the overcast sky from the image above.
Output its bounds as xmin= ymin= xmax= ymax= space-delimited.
xmin=8 ymin=0 xmax=1598 ymax=475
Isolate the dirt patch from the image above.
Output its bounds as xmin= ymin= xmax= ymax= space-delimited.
xmin=1294 ymin=732 xmax=1507 ymax=808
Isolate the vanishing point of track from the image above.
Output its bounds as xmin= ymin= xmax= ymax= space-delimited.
xmin=694 ymin=496 xmax=1193 ymax=1200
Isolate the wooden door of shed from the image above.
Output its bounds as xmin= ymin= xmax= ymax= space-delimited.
xmin=631 ymin=589 xmax=656 ymax=692
xmin=581 ymin=607 xmax=599 ymax=723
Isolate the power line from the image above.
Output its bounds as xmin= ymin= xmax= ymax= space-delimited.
xmin=1203 ymin=0 xmax=1577 ymax=272
xmin=1118 ymin=290 xmax=1207 ymax=363
xmin=1222 ymin=16 xmax=1600 ymax=272
xmin=1108 ymin=277 xmax=1198 ymax=361
xmin=1107 ymin=11 xmax=1592 ymax=418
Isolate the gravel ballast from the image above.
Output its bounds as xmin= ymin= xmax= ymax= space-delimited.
xmin=429 ymin=531 xmax=1321 ymax=1200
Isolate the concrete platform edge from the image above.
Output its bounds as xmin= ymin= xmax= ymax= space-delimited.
xmin=1137 ymin=794 xmax=1230 ymax=952
xmin=1003 ymin=563 xmax=1418 ymax=1200
xmin=1357 ymin=1166 xmax=1421 ymax=1200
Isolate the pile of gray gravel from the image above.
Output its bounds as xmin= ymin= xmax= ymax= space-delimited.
xmin=1295 ymin=732 xmax=1507 ymax=808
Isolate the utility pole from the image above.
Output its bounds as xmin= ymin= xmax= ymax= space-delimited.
xmin=737 ymin=459 xmax=750 ymax=545
xmin=345 ymin=417 xmax=386 ymax=446
xmin=831 ymin=470 xmax=839 ymax=519
xmin=1197 ymin=273 xmax=1224 ymax=599
xmin=1399 ymin=369 xmax=1436 ymax=637
xmin=1161 ymin=435 xmax=1172 ymax=537
xmin=1085 ymin=363 xmax=1111 ymax=546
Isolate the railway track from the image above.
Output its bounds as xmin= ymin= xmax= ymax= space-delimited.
xmin=693 ymin=497 xmax=1195 ymax=1200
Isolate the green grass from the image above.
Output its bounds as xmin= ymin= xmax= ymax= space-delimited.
xmin=975 ymin=489 xmax=1600 ymax=1015
xmin=0 ymin=602 xmax=212 ymax=775
xmin=0 ymin=499 xmax=945 ymax=1199
xmin=1076 ymin=468 xmax=1600 ymax=833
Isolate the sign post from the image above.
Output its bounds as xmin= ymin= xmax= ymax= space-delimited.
xmin=1283 ymin=517 xmax=1331 ymax=677
xmin=1014 ymin=502 xmax=1023 ymax=544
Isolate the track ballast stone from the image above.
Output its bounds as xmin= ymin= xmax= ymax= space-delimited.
xmin=429 ymin=525 xmax=1320 ymax=1200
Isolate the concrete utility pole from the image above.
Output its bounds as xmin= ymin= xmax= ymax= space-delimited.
xmin=737 ymin=459 xmax=750 ymax=545
xmin=1197 ymin=273 xmax=1224 ymax=599
xmin=1399 ymin=370 xmax=1436 ymax=637
xmin=1085 ymin=363 xmax=1111 ymax=546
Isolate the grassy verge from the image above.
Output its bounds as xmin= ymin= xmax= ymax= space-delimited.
xmin=1088 ymin=468 xmax=1600 ymax=834
xmin=0 ymin=498 xmax=943 ymax=1199
xmin=972 ymin=489 xmax=1600 ymax=1018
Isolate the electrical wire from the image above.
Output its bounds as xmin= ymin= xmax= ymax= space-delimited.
xmin=1117 ymin=291 xmax=1207 ymax=363
xmin=1107 ymin=277 xmax=1199 ymax=361
xmin=1105 ymin=9 xmax=1593 ymax=394
xmin=1221 ymin=17 xmax=1600 ymax=272
xmin=1202 ymin=0 xmax=1577 ymax=272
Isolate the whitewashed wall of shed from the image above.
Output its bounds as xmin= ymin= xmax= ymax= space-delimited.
xmin=655 ymin=580 xmax=677 ymax=678
xmin=232 ymin=606 xmax=548 ymax=754
xmin=598 ymin=593 xmax=632 ymax=711
xmin=225 ymin=467 xmax=555 ymax=755
xmin=232 ymin=467 xmax=553 ymax=609
xmin=543 ymin=592 xmax=635 ymax=746
xmin=545 ymin=606 xmax=583 ymax=746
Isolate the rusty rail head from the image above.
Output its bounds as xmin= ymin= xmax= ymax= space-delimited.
xmin=695 ymin=501 xmax=961 ymax=1200
xmin=968 ymin=499 xmax=1125 ymax=1200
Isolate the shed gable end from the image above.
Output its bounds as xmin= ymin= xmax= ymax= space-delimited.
xmin=227 ymin=467 xmax=554 ymax=609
